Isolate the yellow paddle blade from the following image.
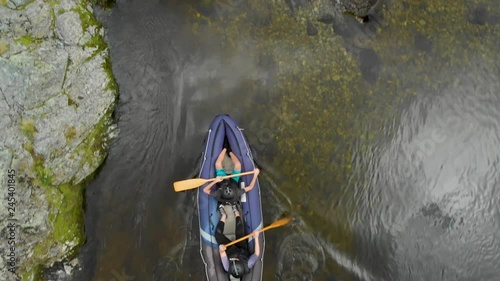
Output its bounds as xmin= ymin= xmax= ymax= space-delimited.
xmin=173 ymin=178 xmax=210 ymax=192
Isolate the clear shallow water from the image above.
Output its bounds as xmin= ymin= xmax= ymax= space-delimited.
xmin=70 ymin=0 xmax=500 ymax=280
xmin=351 ymin=67 xmax=500 ymax=281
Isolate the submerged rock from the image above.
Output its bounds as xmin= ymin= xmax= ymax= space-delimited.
xmin=0 ymin=0 xmax=117 ymax=279
xmin=277 ymin=232 xmax=326 ymax=280
xmin=286 ymin=0 xmax=379 ymax=20
xmin=338 ymin=0 xmax=379 ymax=18
xmin=468 ymin=5 xmax=500 ymax=26
xmin=356 ymin=47 xmax=381 ymax=83
xmin=307 ymin=21 xmax=319 ymax=36
xmin=285 ymin=0 xmax=312 ymax=14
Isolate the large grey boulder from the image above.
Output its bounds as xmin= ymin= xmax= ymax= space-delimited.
xmin=0 ymin=0 xmax=117 ymax=279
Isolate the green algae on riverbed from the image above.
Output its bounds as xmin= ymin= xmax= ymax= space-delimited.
xmin=185 ymin=2 xmax=373 ymax=279
xmin=186 ymin=0 xmax=499 ymax=278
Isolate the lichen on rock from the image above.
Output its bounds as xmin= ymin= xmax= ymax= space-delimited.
xmin=0 ymin=0 xmax=117 ymax=279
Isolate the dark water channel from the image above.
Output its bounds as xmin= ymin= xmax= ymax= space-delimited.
xmin=71 ymin=0 xmax=500 ymax=280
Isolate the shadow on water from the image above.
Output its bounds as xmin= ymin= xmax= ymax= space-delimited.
xmin=70 ymin=0 xmax=500 ymax=280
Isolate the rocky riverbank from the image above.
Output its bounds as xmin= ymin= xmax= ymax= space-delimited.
xmin=0 ymin=0 xmax=117 ymax=279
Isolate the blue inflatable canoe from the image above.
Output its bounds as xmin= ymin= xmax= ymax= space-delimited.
xmin=197 ymin=114 xmax=265 ymax=281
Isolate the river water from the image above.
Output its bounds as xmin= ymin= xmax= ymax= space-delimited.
xmin=71 ymin=0 xmax=500 ymax=280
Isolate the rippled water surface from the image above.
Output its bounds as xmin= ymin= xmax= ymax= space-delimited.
xmin=72 ymin=0 xmax=500 ymax=280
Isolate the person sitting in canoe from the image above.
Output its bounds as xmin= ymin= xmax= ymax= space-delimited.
xmin=216 ymin=205 xmax=261 ymax=278
xmin=203 ymin=148 xmax=260 ymax=204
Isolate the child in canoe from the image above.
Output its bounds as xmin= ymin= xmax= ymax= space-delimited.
xmin=203 ymin=148 xmax=260 ymax=204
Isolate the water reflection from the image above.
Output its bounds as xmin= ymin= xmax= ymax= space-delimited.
xmin=358 ymin=66 xmax=500 ymax=280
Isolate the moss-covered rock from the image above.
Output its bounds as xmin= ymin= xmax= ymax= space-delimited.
xmin=0 ymin=0 xmax=118 ymax=279
xmin=0 ymin=41 xmax=9 ymax=55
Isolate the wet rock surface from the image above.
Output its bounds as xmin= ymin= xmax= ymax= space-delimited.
xmin=339 ymin=0 xmax=379 ymax=18
xmin=0 ymin=0 xmax=117 ymax=279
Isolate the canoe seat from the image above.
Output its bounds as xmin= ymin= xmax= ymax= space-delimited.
xmin=222 ymin=205 xmax=236 ymax=240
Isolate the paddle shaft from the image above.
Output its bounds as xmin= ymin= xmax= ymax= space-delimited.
xmin=224 ymin=217 xmax=292 ymax=247
xmin=173 ymin=170 xmax=256 ymax=192
xmin=217 ymin=170 xmax=255 ymax=181
xmin=224 ymin=229 xmax=263 ymax=248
